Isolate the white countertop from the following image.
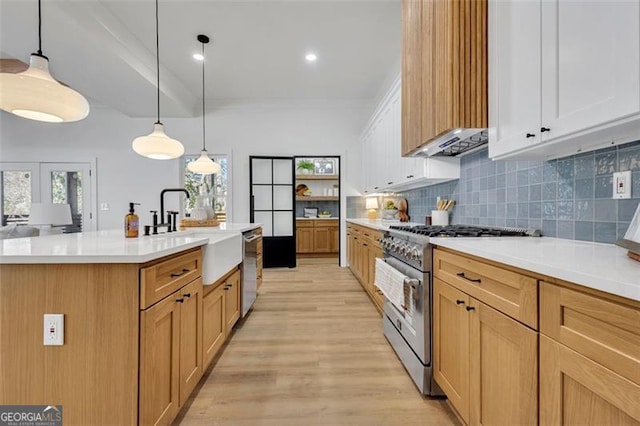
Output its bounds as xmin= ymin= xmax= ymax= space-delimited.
xmin=297 ymin=217 xmax=339 ymax=220
xmin=430 ymin=237 xmax=640 ymax=303
xmin=0 ymin=222 xmax=262 ymax=264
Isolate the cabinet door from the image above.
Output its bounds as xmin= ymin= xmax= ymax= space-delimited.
xmin=488 ymin=0 xmax=542 ymax=158
xmin=313 ymin=227 xmax=331 ymax=253
xmin=296 ymin=227 xmax=314 ymax=253
xmin=224 ymin=270 xmax=241 ymax=331
xmin=140 ymin=294 xmax=181 ymax=426
xmin=433 ymin=278 xmax=471 ymax=423
xmin=203 ymin=285 xmax=226 ymax=369
xmin=328 ymin=227 xmax=339 ymax=253
xmin=541 ymin=0 xmax=640 ymax=142
xmin=469 ymin=300 xmax=538 ymax=426
xmin=179 ymin=279 xmax=203 ymax=406
xmin=540 ymin=335 xmax=640 ymax=425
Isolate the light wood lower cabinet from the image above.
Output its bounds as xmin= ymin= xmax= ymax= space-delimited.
xmin=257 ymin=234 xmax=263 ymax=289
xmin=540 ymin=335 xmax=640 ymax=425
xmin=347 ymin=222 xmax=384 ymax=313
xmin=433 ymin=248 xmax=538 ymax=426
xmin=539 ymin=281 xmax=640 ymax=425
xmin=202 ymin=267 xmax=242 ymax=371
xmin=140 ymin=277 xmax=203 ymax=426
xmin=297 ymin=219 xmax=339 ymax=254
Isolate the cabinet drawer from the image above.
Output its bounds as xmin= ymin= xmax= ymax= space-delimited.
xmin=540 ymin=282 xmax=640 ymax=386
xmin=296 ymin=219 xmax=314 ymax=228
xmin=140 ymin=249 xmax=202 ymax=309
xmin=320 ymin=219 xmax=339 ymax=228
xmin=433 ymin=249 xmax=538 ymax=329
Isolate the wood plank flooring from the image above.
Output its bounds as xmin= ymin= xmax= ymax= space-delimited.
xmin=175 ymin=258 xmax=458 ymax=426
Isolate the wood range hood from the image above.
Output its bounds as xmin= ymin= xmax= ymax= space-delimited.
xmin=401 ymin=0 xmax=488 ymax=158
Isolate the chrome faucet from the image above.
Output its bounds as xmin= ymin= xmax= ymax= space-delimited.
xmin=160 ymin=188 xmax=190 ymax=231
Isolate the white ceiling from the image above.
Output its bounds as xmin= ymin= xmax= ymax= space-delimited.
xmin=0 ymin=0 xmax=401 ymax=118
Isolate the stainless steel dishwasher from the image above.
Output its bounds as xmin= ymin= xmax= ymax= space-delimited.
xmin=241 ymin=229 xmax=261 ymax=317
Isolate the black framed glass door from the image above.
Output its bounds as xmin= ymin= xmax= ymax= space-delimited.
xmin=249 ymin=156 xmax=296 ymax=268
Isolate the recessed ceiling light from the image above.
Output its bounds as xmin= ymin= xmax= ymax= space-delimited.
xmin=193 ymin=53 xmax=204 ymax=61
xmin=305 ymin=53 xmax=317 ymax=62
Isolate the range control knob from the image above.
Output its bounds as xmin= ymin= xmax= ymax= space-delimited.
xmin=412 ymin=248 xmax=421 ymax=261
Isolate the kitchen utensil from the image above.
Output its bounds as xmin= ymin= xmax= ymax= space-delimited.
xmin=398 ymin=198 xmax=410 ymax=222
xmin=444 ymin=200 xmax=455 ymax=211
xmin=431 ymin=210 xmax=449 ymax=226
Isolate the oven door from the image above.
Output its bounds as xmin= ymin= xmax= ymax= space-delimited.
xmin=381 ymin=256 xmax=429 ymax=365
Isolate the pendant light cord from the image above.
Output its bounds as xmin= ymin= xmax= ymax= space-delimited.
xmin=36 ymin=0 xmax=43 ymax=56
xmin=155 ymin=0 xmax=161 ymax=124
xmin=201 ymin=41 xmax=206 ymax=151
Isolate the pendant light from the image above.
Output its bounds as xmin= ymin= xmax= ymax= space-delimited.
xmin=0 ymin=0 xmax=89 ymax=122
xmin=132 ymin=0 xmax=184 ymax=160
xmin=187 ymin=35 xmax=220 ymax=175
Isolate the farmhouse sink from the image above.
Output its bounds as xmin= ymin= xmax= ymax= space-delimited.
xmin=192 ymin=232 xmax=243 ymax=285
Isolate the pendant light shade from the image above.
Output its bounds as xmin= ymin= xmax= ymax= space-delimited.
xmin=186 ymin=34 xmax=220 ymax=175
xmin=132 ymin=0 xmax=184 ymax=160
xmin=0 ymin=1 xmax=89 ymax=122
xmin=132 ymin=123 xmax=185 ymax=160
xmin=188 ymin=150 xmax=221 ymax=174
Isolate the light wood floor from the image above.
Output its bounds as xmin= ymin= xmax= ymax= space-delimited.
xmin=175 ymin=258 xmax=458 ymax=426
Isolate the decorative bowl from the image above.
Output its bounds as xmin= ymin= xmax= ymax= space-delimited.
xmin=318 ymin=214 xmax=332 ymax=218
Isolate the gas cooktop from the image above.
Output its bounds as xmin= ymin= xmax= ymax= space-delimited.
xmin=388 ymin=224 xmax=541 ymax=238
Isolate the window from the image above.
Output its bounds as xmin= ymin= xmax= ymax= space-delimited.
xmin=183 ymin=155 xmax=229 ymax=222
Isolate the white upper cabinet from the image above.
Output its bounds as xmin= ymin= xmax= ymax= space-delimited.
xmin=489 ymin=0 xmax=640 ymax=160
xmin=360 ymin=75 xmax=460 ymax=194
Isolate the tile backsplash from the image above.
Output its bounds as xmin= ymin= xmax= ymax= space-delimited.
xmin=348 ymin=140 xmax=640 ymax=243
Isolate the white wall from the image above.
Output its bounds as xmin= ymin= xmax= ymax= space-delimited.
xmin=0 ymin=102 xmax=369 ymax=263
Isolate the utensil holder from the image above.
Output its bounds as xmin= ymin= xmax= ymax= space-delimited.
xmin=431 ymin=210 xmax=449 ymax=226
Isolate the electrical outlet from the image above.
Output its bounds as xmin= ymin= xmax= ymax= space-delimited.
xmin=613 ymin=171 xmax=632 ymax=199
xmin=100 ymin=203 xmax=110 ymax=211
xmin=44 ymin=314 xmax=64 ymax=346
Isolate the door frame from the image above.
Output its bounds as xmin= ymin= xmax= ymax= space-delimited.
xmin=293 ymin=155 xmax=342 ymax=265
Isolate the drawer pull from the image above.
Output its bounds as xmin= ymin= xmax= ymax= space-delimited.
xmin=171 ymin=268 xmax=190 ymax=277
xmin=457 ymin=272 xmax=481 ymax=283
xmin=176 ymin=298 xmax=184 ymax=303
xmin=182 ymin=293 xmax=191 ymax=298
xmin=456 ymin=300 xmax=465 ymax=305
xmin=466 ymin=306 xmax=475 ymax=312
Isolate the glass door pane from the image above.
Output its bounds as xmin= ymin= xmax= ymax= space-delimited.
xmin=0 ymin=163 xmax=39 ymax=226
xmin=40 ymin=163 xmax=94 ymax=232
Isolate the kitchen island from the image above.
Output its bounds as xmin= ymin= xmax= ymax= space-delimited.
xmin=0 ymin=227 xmax=256 ymax=426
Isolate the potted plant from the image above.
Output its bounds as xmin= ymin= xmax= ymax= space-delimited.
xmin=297 ymin=160 xmax=315 ymax=175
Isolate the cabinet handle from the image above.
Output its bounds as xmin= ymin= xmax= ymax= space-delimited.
xmin=406 ymin=175 xmax=414 ymax=179
xmin=176 ymin=298 xmax=184 ymax=303
xmin=388 ymin=181 xmax=393 ymax=185
xmin=526 ymin=133 xmax=536 ymax=138
xmin=456 ymin=300 xmax=465 ymax=305
xmin=456 ymin=272 xmax=481 ymax=283
xmin=466 ymin=306 xmax=476 ymax=312
xmin=374 ymin=186 xmax=379 ymax=190
xmin=171 ymin=268 xmax=190 ymax=277
xmin=541 ymin=127 xmax=551 ymax=132
xmin=183 ymin=293 xmax=191 ymax=298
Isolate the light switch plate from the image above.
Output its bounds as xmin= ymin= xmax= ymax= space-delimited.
xmin=44 ymin=314 xmax=64 ymax=345
xmin=613 ymin=171 xmax=632 ymax=199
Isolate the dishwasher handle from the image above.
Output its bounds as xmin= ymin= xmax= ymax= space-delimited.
xmin=243 ymin=233 xmax=261 ymax=243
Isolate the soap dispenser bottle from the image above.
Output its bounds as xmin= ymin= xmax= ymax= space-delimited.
xmin=125 ymin=202 xmax=141 ymax=238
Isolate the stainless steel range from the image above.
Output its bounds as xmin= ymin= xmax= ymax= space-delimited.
xmin=378 ymin=224 xmax=540 ymax=395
